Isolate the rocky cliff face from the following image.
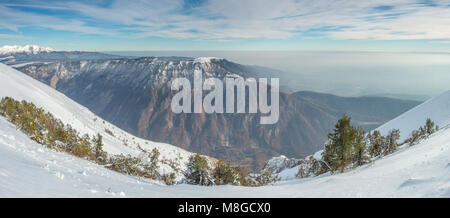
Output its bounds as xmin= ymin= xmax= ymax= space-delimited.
xmin=15 ymin=57 xmax=339 ymax=170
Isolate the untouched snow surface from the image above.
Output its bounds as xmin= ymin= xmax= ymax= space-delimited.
xmin=0 ymin=63 xmax=448 ymax=197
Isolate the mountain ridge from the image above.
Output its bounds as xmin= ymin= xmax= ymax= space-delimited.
xmin=0 ymin=45 xmax=122 ymax=65
xmin=0 ymin=45 xmax=54 ymax=55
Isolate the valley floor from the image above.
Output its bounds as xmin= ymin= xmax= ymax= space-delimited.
xmin=0 ymin=116 xmax=448 ymax=198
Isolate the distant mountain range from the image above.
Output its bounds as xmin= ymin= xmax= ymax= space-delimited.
xmin=362 ymin=93 xmax=430 ymax=102
xmin=5 ymin=45 xmax=421 ymax=169
xmin=293 ymin=91 xmax=421 ymax=131
xmin=0 ymin=45 xmax=121 ymax=65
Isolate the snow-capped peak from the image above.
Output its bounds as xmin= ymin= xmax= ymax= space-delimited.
xmin=0 ymin=45 xmax=54 ymax=55
xmin=194 ymin=57 xmax=220 ymax=64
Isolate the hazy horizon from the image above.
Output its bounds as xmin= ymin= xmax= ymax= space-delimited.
xmin=106 ymin=50 xmax=450 ymax=100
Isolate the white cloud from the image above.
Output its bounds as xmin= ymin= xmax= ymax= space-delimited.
xmin=1 ymin=0 xmax=450 ymax=40
xmin=0 ymin=33 xmax=28 ymax=39
xmin=0 ymin=4 xmax=115 ymax=36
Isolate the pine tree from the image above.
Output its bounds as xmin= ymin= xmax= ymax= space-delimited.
xmin=55 ymin=127 xmax=69 ymax=145
xmin=424 ymin=118 xmax=437 ymax=136
xmin=352 ymin=127 xmax=370 ymax=167
xmin=406 ymin=118 xmax=438 ymax=146
xmin=93 ymin=133 xmax=106 ymax=162
xmin=235 ymin=165 xmax=249 ymax=186
xmin=368 ymin=130 xmax=384 ymax=158
xmin=324 ymin=115 xmax=357 ymax=173
xmin=108 ymin=154 xmax=141 ymax=176
xmin=383 ymin=129 xmax=400 ymax=156
xmin=162 ymin=173 xmax=176 ymax=185
xmin=407 ymin=129 xmax=422 ymax=146
xmin=185 ymin=154 xmax=212 ymax=186
xmin=213 ymin=160 xmax=236 ymax=185
xmin=146 ymin=148 xmax=160 ymax=173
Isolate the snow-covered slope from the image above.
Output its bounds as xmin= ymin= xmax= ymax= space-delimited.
xmin=0 ymin=63 xmax=195 ymax=180
xmin=0 ymin=111 xmax=448 ymax=197
xmin=265 ymin=91 xmax=450 ymax=190
xmin=376 ymin=90 xmax=450 ymax=141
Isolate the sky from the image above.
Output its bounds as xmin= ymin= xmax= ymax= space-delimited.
xmin=1 ymin=0 xmax=450 ymax=52
xmin=1 ymin=0 xmax=450 ymax=98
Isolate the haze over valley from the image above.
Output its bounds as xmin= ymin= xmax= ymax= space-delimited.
xmin=108 ymin=50 xmax=450 ymax=101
